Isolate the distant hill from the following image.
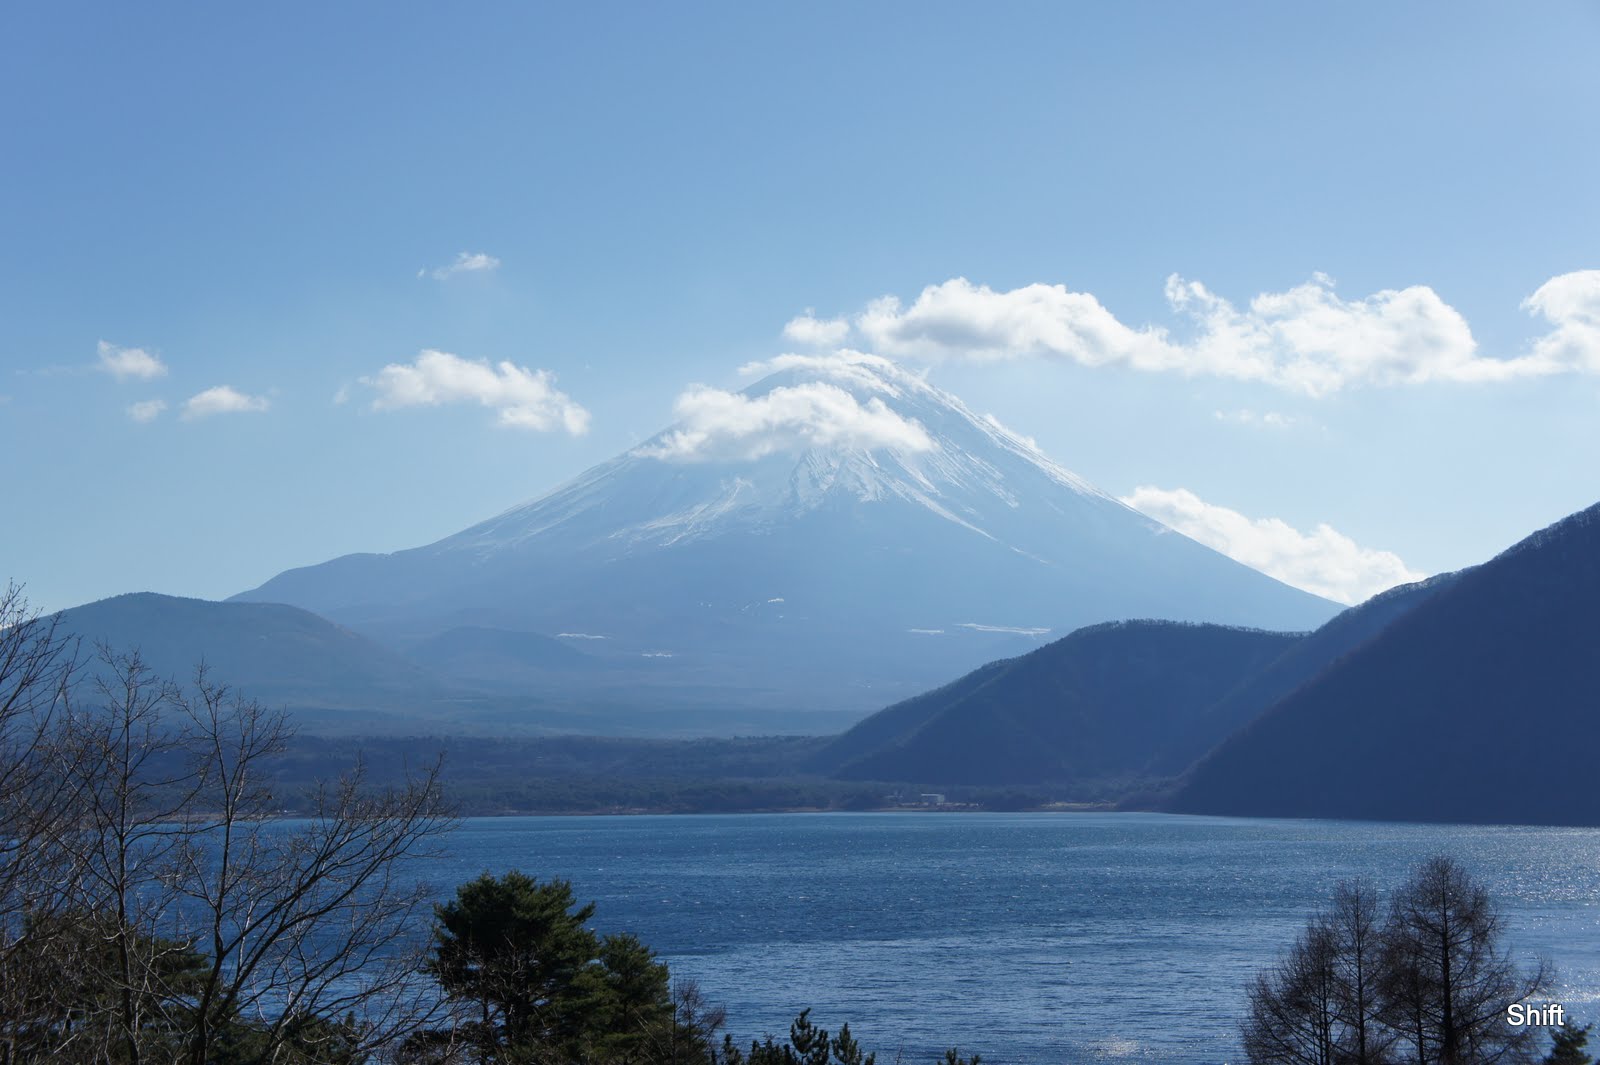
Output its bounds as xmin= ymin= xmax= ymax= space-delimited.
xmin=58 ymin=593 xmax=425 ymax=691
xmin=53 ymin=593 xmax=447 ymax=731
xmin=818 ymin=620 xmax=1302 ymax=786
xmin=1168 ymin=501 xmax=1600 ymax=824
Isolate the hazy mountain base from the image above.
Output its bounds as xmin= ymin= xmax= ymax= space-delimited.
xmin=232 ymin=356 xmax=1337 ymax=722
xmin=49 ymin=593 xmax=876 ymax=736
xmin=262 ymin=734 xmax=1151 ymax=815
xmin=57 ymin=494 xmax=1600 ymax=823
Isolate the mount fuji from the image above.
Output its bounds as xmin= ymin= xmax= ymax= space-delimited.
xmin=234 ymin=353 xmax=1338 ymax=727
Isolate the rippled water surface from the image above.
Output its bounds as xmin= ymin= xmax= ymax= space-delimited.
xmin=415 ymin=813 xmax=1600 ymax=1064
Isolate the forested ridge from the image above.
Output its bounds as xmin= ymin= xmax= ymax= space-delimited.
xmin=1171 ymin=501 xmax=1600 ymax=823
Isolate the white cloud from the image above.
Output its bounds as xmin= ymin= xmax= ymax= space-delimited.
xmin=859 ymin=279 xmax=1174 ymax=368
xmin=126 ymin=399 xmax=167 ymax=423
xmin=360 ymin=349 xmax=589 ymax=434
xmin=97 ymin=341 xmax=168 ymax=381
xmin=1119 ymin=485 xmax=1425 ymax=605
xmin=1164 ymin=273 xmax=1551 ymax=392
xmin=783 ymin=310 xmax=851 ymax=347
xmin=424 ymin=251 xmax=501 ymax=280
xmin=637 ymin=380 xmax=936 ymax=462
xmin=812 ymin=271 xmax=1600 ymax=396
xmin=182 ymin=386 xmax=270 ymax=419
xmin=1522 ymin=269 xmax=1600 ymax=373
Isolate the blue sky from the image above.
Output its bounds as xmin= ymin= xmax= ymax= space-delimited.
xmin=3 ymin=2 xmax=1598 ymax=612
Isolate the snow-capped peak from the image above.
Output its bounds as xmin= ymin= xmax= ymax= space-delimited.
xmin=446 ymin=351 xmax=1113 ymax=558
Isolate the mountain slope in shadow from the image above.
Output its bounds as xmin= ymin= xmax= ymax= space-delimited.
xmin=1169 ymin=501 xmax=1600 ymax=824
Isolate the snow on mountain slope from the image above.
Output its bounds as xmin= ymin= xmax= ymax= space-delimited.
xmin=441 ymin=355 xmax=1105 ymax=559
xmin=236 ymin=353 xmax=1338 ymax=718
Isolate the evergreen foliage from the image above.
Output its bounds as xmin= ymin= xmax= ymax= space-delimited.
xmin=407 ymin=875 xmax=982 ymax=1065
xmin=416 ymin=872 xmax=681 ymax=1063
xmin=716 ymin=1009 xmax=979 ymax=1065
xmin=1542 ymin=1024 xmax=1593 ymax=1065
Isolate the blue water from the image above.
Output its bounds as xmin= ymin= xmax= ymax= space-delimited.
xmin=414 ymin=813 xmax=1600 ymax=1064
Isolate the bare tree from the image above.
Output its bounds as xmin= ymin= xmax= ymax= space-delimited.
xmin=1243 ymin=919 xmax=1343 ymax=1065
xmin=1327 ymin=881 xmax=1393 ymax=1065
xmin=53 ymin=646 xmax=200 ymax=1064
xmin=0 ymin=584 xmax=82 ymax=931
xmin=1247 ymin=861 xmax=1550 ymax=1065
xmin=1378 ymin=857 xmax=1548 ymax=1065
xmin=0 ymin=607 xmax=458 ymax=1064
xmin=665 ymin=981 xmax=730 ymax=1065
xmin=0 ymin=584 xmax=87 ymax=1062
xmin=165 ymin=667 xmax=455 ymax=1063
xmin=1243 ymin=881 xmax=1392 ymax=1065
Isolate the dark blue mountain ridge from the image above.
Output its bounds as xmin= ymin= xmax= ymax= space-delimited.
xmin=818 ymin=619 xmax=1303 ymax=786
xmin=814 ymin=570 xmax=1461 ymax=789
xmin=1168 ymin=500 xmax=1600 ymax=824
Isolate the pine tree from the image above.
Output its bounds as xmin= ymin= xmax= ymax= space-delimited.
xmin=1543 ymin=1024 xmax=1594 ymax=1065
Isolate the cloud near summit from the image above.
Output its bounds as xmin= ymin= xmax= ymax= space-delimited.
xmin=637 ymin=379 xmax=935 ymax=462
xmin=785 ymin=270 xmax=1600 ymax=395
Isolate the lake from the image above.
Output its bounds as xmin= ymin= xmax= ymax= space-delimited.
xmin=419 ymin=813 xmax=1600 ymax=1064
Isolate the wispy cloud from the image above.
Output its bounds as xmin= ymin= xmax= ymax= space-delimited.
xmin=360 ymin=349 xmax=589 ymax=434
xmin=1119 ymin=485 xmax=1425 ymax=605
xmin=798 ymin=270 xmax=1600 ymax=396
xmin=957 ymin=622 xmax=1051 ymax=636
xmin=636 ymin=380 xmax=935 ymax=462
xmin=97 ymin=341 xmax=168 ymax=381
xmin=182 ymin=386 xmax=270 ymax=419
xmin=1213 ymin=409 xmax=1297 ymax=429
xmin=126 ymin=399 xmax=167 ymax=423
xmin=422 ymin=251 xmax=501 ymax=280
xmin=782 ymin=310 xmax=851 ymax=347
